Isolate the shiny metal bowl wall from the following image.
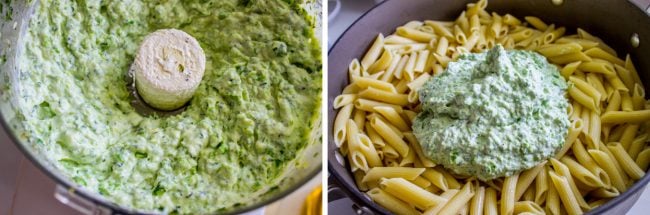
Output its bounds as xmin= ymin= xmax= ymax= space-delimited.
xmin=328 ymin=0 xmax=650 ymax=214
xmin=0 ymin=1 xmax=322 ymax=214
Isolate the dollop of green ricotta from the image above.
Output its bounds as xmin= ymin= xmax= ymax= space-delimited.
xmin=413 ymin=45 xmax=569 ymax=180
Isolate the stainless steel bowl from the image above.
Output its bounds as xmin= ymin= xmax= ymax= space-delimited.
xmin=0 ymin=1 xmax=322 ymax=214
xmin=328 ymin=0 xmax=650 ymax=214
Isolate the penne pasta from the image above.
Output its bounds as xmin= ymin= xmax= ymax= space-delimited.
xmin=361 ymin=167 xmax=425 ymax=182
xmin=549 ymin=158 xmax=590 ymax=210
xmin=589 ymin=149 xmax=627 ymax=192
xmin=560 ymin=61 xmax=582 ymax=79
xmin=385 ymin=35 xmax=420 ymax=44
xmin=571 ymin=139 xmax=611 ymax=187
xmin=560 ymin=156 xmax=604 ymax=188
xmin=361 ymin=34 xmax=386 ymax=69
xmin=636 ymin=148 xmax=650 ymax=171
xmin=607 ymin=142 xmax=645 ymax=180
xmin=421 ymin=168 xmax=449 ymax=191
xmin=414 ymin=50 xmax=430 ymax=73
xmin=397 ymin=27 xmax=437 ymax=43
xmin=556 ymin=118 xmax=583 ymax=158
xmin=535 ymin=166 xmax=549 ymax=205
xmin=352 ymin=75 xmax=398 ymax=93
xmin=548 ymin=52 xmax=592 ymax=64
xmin=577 ymin=28 xmax=617 ymax=56
xmin=353 ymin=133 xmax=383 ymax=167
xmin=333 ymin=94 xmax=357 ymax=109
xmin=367 ymin=188 xmax=420 ymax=215
xmin=354 ymin=98 xmax=403 ymax=113
xmin=545 ymin=172 xmax=561 ymax=215
xmin=549 ymin=171 xmax=582 ymax=215
xmin=438 ymin=182 xmax=475 ymax=215
xmin=619 ymin=124 xmax=639 ymax=150
xmin=601 ymin=110 xmax=650 ymax=124
xmin=524 ymin=16 xmax=548 ymax=30
xmin=469 ymin=186 xmax=485 ymax=215
xmin=484 ymin=187 xmax=498 ymax=215
xmin=334 ymin=104 xmax=354 ymax=147
xmin=584 ymin=47 xmax=624 ymax=65
xmin=513 ymin=201 xmax=544 ymax=215
xmin=625 ymin=54 xmax=643 ymax=88
xmin=515 ymin=162 xmax=546 ymax=200
xmin=370 ymin=117 xmax=410 ymax=157
xmin=368 ymin=49 xmax=394 ymax=73
xmin=380 ymin=178 xmax=446 ymax=210
xmin=374 ymin=106 xmax=410 ymax=131
xmin=404 ymin=133 xmax=436 ymax=167
xmin=627 ymin=133 xmax=648 ymax=160
xmin=424 ymin=20 xmax=454 ymax=40
xmin=501 ymin=174 xmax=519 ymax=215
xmin=537 ymin=42 xmax=582 ymax=58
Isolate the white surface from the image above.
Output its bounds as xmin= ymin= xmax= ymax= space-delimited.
xmin=327 ymin=0 xmax=650 ymax=214
xmin=265 ymin=172 xmax=322 ymax=215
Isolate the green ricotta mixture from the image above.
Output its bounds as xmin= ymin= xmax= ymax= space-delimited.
xmin=8 ymin=0 xmax=321 ymax=213
xmin=413 ymin=45 xmax=569 ymax=180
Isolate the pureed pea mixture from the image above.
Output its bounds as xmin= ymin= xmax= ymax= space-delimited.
xmin=7 ymin=0 xmax=321 ymax=213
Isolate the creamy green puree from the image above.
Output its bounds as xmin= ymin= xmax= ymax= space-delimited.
xmin=413 ymin=45 xmax=569 ymax=180
xmin=9 ymin=0 xmax=320 ymax=213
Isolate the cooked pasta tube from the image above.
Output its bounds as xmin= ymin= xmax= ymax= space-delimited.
xmin=469 ymin=186 xmax=485 ymax=215
xmin=359 ymin=87 xmax=410 ymax=106
xmin=367 ymin=188 xmax=420 ymax=215
xmin=515 ymin=162 xmax=545 ymax=200
xmin=568 ymin=85 xmax=599 ymax=113
xmin=545 ymin=173 xmax=561 ymax=215
xmin=555 ymin=119 xmax=583 ymax=158
xmin=588 ymin=149 xmax=626 ymax=192
xmin=374 ymin=106 xmax=410 ymax=131
xmin=484 ymin=187 xmax=498 ymax=215
xmin=627 ymin=133 xmax=648 ymax=160
xmin=421 ymin=168 xmax=449 ymax=191
xmin=379 ymin=178 xmax=446 ymax=210
xmin=636 ymin=148 xmax=650 ymax=171
xmin=352 ymin=75 xmax=398 ymax=93
xmin=619 ymin=124 xmax=639 ymax=150
xmin=404 ymin=133 xmax=436 ymax=167
xmin=513 ymin=201 xmax=544 ymax=215
xmin=549 ymin=171 xmax=582 ymax=215
xmin=370 ymin=117 xmax=410 ymax=157
xmin=549 ymin=158 xmax=590 ymax=210
xmin=333 ymin=104 xmax=354 ymax=147
xmin=534 ymin=167 xmax=549 ymax=205
xmin=571 ymin=139 xmax=611 ymax=187
xmin=501 ymin=174 xmax=519 ymax=215
xmin=438 ymin=182 xmax=475 ymax=215
xmin=560 ymin=156 xmax=604 ymax=188
xmin=607 ymin=142 xmax=645 ymax=180
xmin=601 ymin=110 xmax=650 ymax=124
xmin=361 ymin=34 xmax=386 ymax=69
xmin=397 ymin=27 xmax=437 ymax=43
xmin=362 ymin=167 xmax=425 ymax=182
xmin=353 ymin=133 xmax=383 ymax=168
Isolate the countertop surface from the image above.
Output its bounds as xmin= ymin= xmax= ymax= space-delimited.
xmin=327 ymin=0 xmax=650 ymax=215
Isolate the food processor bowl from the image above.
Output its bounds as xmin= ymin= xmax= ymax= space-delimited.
xmin=0 ymin=0 xmax=322 ymax=214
